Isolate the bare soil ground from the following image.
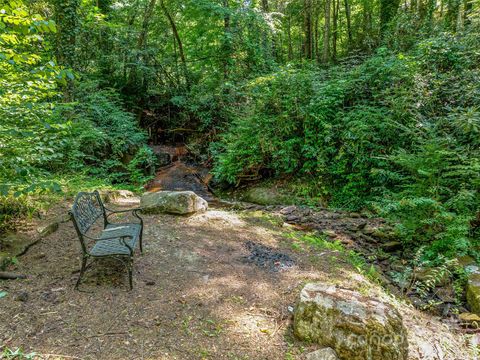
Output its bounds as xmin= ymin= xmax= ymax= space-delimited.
xmin=0 ymin=198 xmax=477 ymax=360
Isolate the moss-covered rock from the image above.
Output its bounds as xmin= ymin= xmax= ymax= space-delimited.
xmin=140 ymin=191 xmax=208 ymax=215
xmin=294 ymin=283 xmax=408 ymax=360
xmin=466 ymin=268 xmax=480 ymax=315
xmin=241 ymin=186 xmax=294 ymax=206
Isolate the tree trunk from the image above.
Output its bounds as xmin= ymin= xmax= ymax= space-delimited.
xmin=261 ymin=0 xmax=270 ymax=12
xmin=380 ymin=0 xmax=401 ymax=35
xmin=287 ymin=15 xmax=294 ymax=60
xmin=160 ymin=0 xmax=189 ymax=88
xmin=323 ymin=0 xmax=331 ymax=63
xmin=332 ymin=0 xmax=339 ymax=62
xmin=304 ymin=0 xmax=313 ymax=59
xmin=137 ymin=0 xmax=157 ymax=50
xmin=52 ymin=0 xmax=79 ymax=100
xmin=446 ymin=0 xmax=461 ymax=30
xmin=127 ymin=0 xmax=156 ymax=91
xmin=344 ymin=0 xmax=353 ymax=46
xmin=315 ymin=15 xmax=319 ymax=62
xmin=464 ymin=0 xmax=473 ymax=25
xmin=53 ymin=0 xmax=79 ymax=69
xmin=222 ymin=0 xmax=232 ymax=80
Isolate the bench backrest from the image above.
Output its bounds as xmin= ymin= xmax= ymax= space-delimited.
xmin=70 ymin=191 xmax=106 ymax=235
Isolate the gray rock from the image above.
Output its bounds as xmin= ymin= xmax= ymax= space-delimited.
xmin=306 ymin=348 xmax=339 ymax=360
xmin=466 ymin=267 xmax=480 ymax=315
xmin=381 ymin=241 xmax=403 ymax=252
xmin=294 ymin=283 xmax=408 ymax=360
xmin=99 ymin=189 xmax=135 ymax=203
xmin=140 ymin=191 xmax=208 ymax=215
xmin=37 ymin=222 xmax=59 ymax=238
xmin=241 ymin=186 xmax=294 ymax=206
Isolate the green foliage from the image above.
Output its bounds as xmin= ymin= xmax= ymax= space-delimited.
xmin=0 ymin=2 xmax=154 ymax=233
xmin=0 ymin=348 xmax=36 ymax=360
xmin=0 ymin=196 xmax=33 ymax=234
xmin=213 ymin=29 xmax=480 ymax=261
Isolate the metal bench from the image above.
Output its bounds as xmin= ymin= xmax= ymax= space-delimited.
xmin=69 ymin=191 xmax=143 ymax=290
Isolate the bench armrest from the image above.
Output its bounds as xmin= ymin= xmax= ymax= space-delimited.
xmin=104 ymin=207 xmax=143 ymax=223
xmin=104 ymin=207 xmax=142 ymax=214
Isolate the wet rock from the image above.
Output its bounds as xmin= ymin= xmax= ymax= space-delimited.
xmin=458 ymin=313 xmax=480 ymax=324
xmin=306 ymin=348 xmax=339 ymax=360
xmin=286 ymin=215 xmax=300 ymax=222
xmin=141 ymin=191 xmax=208 ymax=215
xmin=363 ymin=225 xmax=377 ymax=235
xmin=414 ymin=267 xmax=450 ymax=287
xmin=322 ymin=230 xmax=337 ymax=239
xmin=436 ymin=285 xmax=456 ymax=303
xmin=381 ymin=241 xmax=403 ymax=252
xmin=294 ymin=283 xmax=408 ymax=360
xmin=155 ymin=152 xmax=172 ymax=168
xmin=280 ymin=205 xmax=297 ymax=215
xmin=390 ymin=259 xmax=405 ymax=272
xmin=458 ymin=255 xmax=476 ymax=267
xmin=372 ymin=228 xmax=396 ymax=241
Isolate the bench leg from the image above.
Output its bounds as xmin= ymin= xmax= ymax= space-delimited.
xmin=128 ymin=257 xmax=133 ymax=291
xmin=75 ymin=256 xmax=88 ymax=289
xmin=139 ymin=226 xmax=144 ymax=254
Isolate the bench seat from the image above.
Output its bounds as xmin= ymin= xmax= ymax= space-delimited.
xmin=91 ymin=224 xmax=142 ymax=256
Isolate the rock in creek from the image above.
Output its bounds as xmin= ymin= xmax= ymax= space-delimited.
xmin=140 ymin=191 xmax=208 ymax=215
xmin=294 ymin=283 xmax=408 ymax=360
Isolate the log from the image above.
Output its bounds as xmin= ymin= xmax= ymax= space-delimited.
xmin=0 ymin=272 xmax=27 ymax=280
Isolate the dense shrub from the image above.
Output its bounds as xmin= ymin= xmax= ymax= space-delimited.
xmin=212 ymin=30 xmax=480 ymax=259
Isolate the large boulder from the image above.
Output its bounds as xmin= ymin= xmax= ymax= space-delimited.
xmin=294 ymin=283 xmax=408 ymax=360
xmin=140 ymin=191 xmax=208 ymax=215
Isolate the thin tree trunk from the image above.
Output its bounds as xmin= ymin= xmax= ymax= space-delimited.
xmin=304 ymin=0 xmax=313 ymax=59
xmin=160 ymin=0 xmax=189 ymax=88
xmin=137 ymin=0 xmax=157 ymax=50
xmin=323 ymin=0 xmax=331 ymax=63
xmin=344 ymin=0 xmax=353 ymax=46
xmin=53 ymin=0 xmax=79 ymax=100
xmin=315 ymin=15 xmax=319 ymax=62
xmin=222 ymin=0 xmax=232 ymax=80
xmin=380 ymin=0 xmax=401 ymax=35
xmin=287 ymin=15 xmax=294 ymax=60
xmin=464 ymin=0 xmax=473 ymax=25
xmin=333 ymin=0 xmax=339 ymax=62
xmin=127 ymin=0 xmax=156 ymax=88
xmin=261 ymin=0 xmax=269 ymax=11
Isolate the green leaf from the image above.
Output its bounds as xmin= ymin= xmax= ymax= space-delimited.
xmin=0 ymin=291 xmax=8 ymax=299
xmin=0 ymin=184 xmax=9 ymax=196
